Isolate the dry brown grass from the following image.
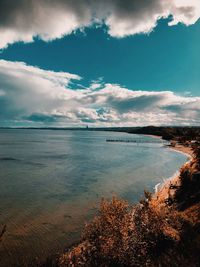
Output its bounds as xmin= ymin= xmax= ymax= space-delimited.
xmin=59 ymin=195 xmax=179 ymax=267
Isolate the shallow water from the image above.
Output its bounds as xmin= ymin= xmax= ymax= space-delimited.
xmin=0 ymin=129 xmax=187 ymax=266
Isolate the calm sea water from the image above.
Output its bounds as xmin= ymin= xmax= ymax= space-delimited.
xmin=0 ymin=129 xmax=187 ymax=266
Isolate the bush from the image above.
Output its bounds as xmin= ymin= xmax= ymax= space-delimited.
xmin=193 ymin=142 xmax=200 ymax=169
xmin=59 ymin=196 xmax=176 ymax=267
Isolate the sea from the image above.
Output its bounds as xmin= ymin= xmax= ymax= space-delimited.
xmin=0 ymin=129 xmax=188 ymax=266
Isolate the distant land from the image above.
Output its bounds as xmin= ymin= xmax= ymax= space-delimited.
xmin=1 ymin=126 xmax=200 ymax=141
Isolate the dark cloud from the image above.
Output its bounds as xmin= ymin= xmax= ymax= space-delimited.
xmin=0 ymin=0 xmax=199 ymax=48
xmin=107 ymin=94 xmax=164 ymax=112
xmin=25 ymin=113 xmax=58 ymax=123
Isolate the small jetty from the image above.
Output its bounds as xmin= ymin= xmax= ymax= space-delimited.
xmin=106 ymin=138 xmax=168 ymax=144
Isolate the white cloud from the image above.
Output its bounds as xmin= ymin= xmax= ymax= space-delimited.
xmin=0 ymin=0 xmax=199 ymax=49
xmin=0 ymin=60 xmax=200 ymax=126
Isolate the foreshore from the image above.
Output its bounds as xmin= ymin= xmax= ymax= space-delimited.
xmin=169 ymin=143 xmax=194 ymax=159
xmin=151 ymin=141 xmax=194 ymax=211
xmin=146 ymin=133 xmax=194 ymax=191
xmin=146 ymin=134 xmax=193 ymax=158
xmin=132 ymin=133 xmax=194 ymax=199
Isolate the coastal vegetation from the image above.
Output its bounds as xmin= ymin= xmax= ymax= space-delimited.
xmin=126 ymin=126 xmax=200 ymax=142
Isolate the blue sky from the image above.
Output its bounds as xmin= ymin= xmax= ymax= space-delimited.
xmin=0 ymin=0 xmax=200 ymax=127
xmin=1 ymin=18 xmax=200 ymax=95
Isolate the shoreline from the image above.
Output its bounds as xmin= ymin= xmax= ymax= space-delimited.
xmin=143 ymin=133 xmax=193 ymax=159
xmin=128 ymin=133 xmax=194 ymax=197
xmin=152 ymin=141 xmax=194 ymax=206
xmin=144 ymin=134 xmax=194 ymax=191
xmin=168 ymin=143 xmax=193 ymax=159
xmin=143 ymin=134 xmax=163 ymax=140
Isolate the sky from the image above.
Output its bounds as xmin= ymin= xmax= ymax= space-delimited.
xmin=0 ymin=0 xmax=200 ymax=127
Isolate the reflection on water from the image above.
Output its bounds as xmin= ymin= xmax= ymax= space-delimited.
xmin=0 ymin=129 xmax=187 ymax=266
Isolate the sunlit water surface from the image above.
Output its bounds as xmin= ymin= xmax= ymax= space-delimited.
xmin=0 ymin=129 xmax=187 ymax=266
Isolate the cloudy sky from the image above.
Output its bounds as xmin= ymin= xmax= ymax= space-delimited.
xmin=0 ymin=0 xmax=200 ymax=127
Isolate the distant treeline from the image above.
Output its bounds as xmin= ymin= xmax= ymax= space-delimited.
xmin=126 ymin=126 xmax=200 ymax=141
xmin=3 ymin=125 xmax=200 ymax=143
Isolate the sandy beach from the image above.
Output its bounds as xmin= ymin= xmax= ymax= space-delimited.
xmin=145 ymin=134 xmax=193 ymax=158
xmin=170 ymin=143 xmax=194 ymax=159
xmin=142 ymin=134 xmax=194 ymax=198
xmin=151 ymin=142 xmax=194 ymax=214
